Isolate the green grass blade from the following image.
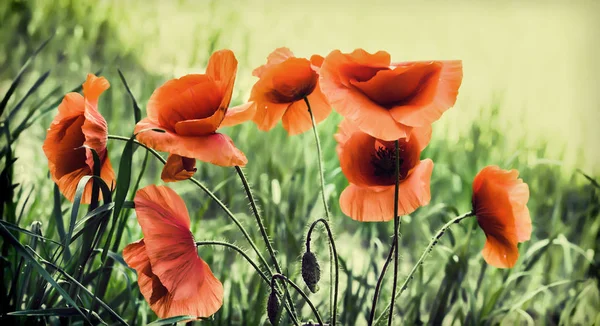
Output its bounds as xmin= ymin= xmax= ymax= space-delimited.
xmin=0 ymin=220 xmax=62 ymax=246
xmin=0 ymin=222 xmax=88 ymax=322
xmin=6 ymin=70 xmax=51 ymax=122
xmin=8 ymin=307 xmax=106 ymax=324
xmin=117 ymin=69 xmax=142 ymax=123
xmin=147 ymin=315 xmax=204 ymax=325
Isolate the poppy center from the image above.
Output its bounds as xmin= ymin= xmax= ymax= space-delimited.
xmin=369 ymin=138 xmax=420 ymax=186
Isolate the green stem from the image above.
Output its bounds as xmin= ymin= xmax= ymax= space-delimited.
xmin=304 ymin=96 xmax=336 ymax=323
xmin=272 ymin=274 xmax=324 ymax=326
xmin=234 ymin=166 xmax=299 ymax=320
xmin=304 ymin=97 xmax=329 ymax=220
xmin=374 ymin=211 xmax=475 ymax=324
xmin=196 ymin=241 xmax=269 ymax=284
xmin=306 ymin=218 xmax=339 ymax=325
xmin=387 ymin=140 xmax=401 ymax=326
xmin=367 ymin=240 xmax=396 ymax=325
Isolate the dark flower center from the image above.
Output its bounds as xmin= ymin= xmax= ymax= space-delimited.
xmin=371 ymin=146 xmax=404 ymax=178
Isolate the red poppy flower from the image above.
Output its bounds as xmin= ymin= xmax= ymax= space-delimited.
xmin=228 ymin=48 xmax=331 ymax=135
xmin=42 ymin=74 xmax=115 ymax=203
xmin=336 ymin=119 xmax=433 ymax=221
xmin=134 ymin=50 xmax=248 ymax=167
xmin=123 ymin=185 xmax=223 ymax=318
xmin=472 ymin=166 xmax=532 ymax=268
xmin=320 ymin=49 xmax=462 ymax=141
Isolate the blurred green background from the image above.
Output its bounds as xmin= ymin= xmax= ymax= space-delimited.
xmin=1 ymin=0 xmax=599 ymax=325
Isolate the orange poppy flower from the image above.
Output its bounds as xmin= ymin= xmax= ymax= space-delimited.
xmin=472 ymin=166 xmax=532 ymax=268
xmin=230 ymin=47 xmax=331 ymax=135
xmin=134 ymin=49 xmax=248 ymax=167
xmin=335 ymin=119 xmax=433 ymax=222
xmin=42 ymin=74 xmax=115 ymax=203
xmin=161 ymin=154 xmax=197 ymax=183
xmin=320 ymin=49 xmax=462 ymax=141
xmin=123 ymin=185 xmax=223 ymax=318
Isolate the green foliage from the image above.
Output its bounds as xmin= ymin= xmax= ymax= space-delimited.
xmin=1 ymin=1 xmax=599 ymax=325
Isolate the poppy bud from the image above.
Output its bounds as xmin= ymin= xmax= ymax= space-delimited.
xmin=302 ymin=251 xmax=321 ymax=293
xmin=267 ymin=290 xmax=280 ymax=325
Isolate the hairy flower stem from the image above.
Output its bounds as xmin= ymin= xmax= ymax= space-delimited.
xmin=305 ymin=97 xmax=336 ymax=322
xmin=304 ymin=97 xmax=330 ymax=220
xmin=196 ymin=241 xmax=299 ymax=325
xmin=374 ymin=211 xmax=475 ymax=324
xmin=306 ymin=218 xmax=339 ymax=325
xmin=272 ymin=274 xmax=325 ymax=326
xmin=367 ymin=240 xmax=396 ymax=325
xmin=387 ymin=140 xmax=401 ymax=326
xmin=235 ymin=166 xmax=299 ymax=320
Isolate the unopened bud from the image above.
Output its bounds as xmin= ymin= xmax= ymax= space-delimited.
xmin=302 ymin=251 xmax=321 ymax=293
xmin=267 ymin=290 xmax=280 ymax=325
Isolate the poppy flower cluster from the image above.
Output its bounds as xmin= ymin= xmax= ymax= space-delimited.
xmin=42 ymin=46 xmax=531 ymax=320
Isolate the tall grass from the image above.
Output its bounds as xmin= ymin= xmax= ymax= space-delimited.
xmin=1 ymin=0 xmax=599 ymax=325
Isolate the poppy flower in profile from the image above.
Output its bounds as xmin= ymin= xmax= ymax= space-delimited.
xmin=229 ymin=47 xmax=331 ymax=135
xmin=134 ymin=49 xmax=248 ymax=167
xmin=320 ymin=49 xmax=462 ymax=141
xmin=335 ymin=119 xmax=433 ymax=221
xmin=161 ymin=154 xmax=197 ymax=183
xmin=472 ymin=166 xmax=532 ymax=268
xmin=42 ymin=74 xmax=115 ymax=203
xmin=123 ymin=185 xmax=223 ymax=318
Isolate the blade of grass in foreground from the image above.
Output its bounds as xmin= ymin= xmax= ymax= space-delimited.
xmin=0 ymin=223 xmax=89 ymax=322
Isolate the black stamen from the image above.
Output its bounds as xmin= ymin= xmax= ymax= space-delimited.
xmin=371 ymin=146 xmax=404 ymax=178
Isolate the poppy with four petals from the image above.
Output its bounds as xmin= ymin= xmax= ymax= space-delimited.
xmin=42 ymin=74 xmax=115 ymax=203
xmin=335 ymin=119 xmax=434 ymax=222
xmin=123 ymin=185 xmax=223 ymax=318
xmin=472 ymin=166 xmax=532 ymax=268
xmin=227 ymin=47 xmax=331 ymax=135
xmin=134 ymin=49 xmax=249 ymax=176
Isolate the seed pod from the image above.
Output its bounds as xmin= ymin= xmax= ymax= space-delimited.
xmin=267 ymin=290 xmax=280 ymax=325
xmin=302 ymin=251 xmax=321 ymax=293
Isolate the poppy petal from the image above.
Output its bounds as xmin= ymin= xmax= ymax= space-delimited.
xmin=134 ymin=186 xmax=222 ymax=307
xmin=389 ymin=60 xmax=463 ymax=127
xmin=161 ymin=154 xmax=196 ymax=183
xmin=253 ymin=47 xmax=295 ymax=78
xmin=220 ymin=102 xmax=256 ymax=127
xmin=135 ymin=119 xmax=247 ymax=167
xmin=206 ymin=49 xmax=237 ymax=112
xmin=481 ymin=233 xmax=519 ymax=268
xmin=250 ymin=100 xmax=290 ymax=131
xmin=281 ymin=88 xmax=331 ymax=135
xmin=146 ymin=75 xmax=222 ymax=132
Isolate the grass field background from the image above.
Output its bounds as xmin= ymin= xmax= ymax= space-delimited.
xmin=1 ymin=0 xmax=599 ymax=325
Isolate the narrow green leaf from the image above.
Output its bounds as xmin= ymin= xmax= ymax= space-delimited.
xmin=101 ymin=135 xmax=134 ymax=263
xmin=6 ymin=70 xmax=51 ymax=122
xmin=8 ymin=307 xmax=106 ymax=324
xmin=147 ymin=315 xmax=203 ymax=325
xmin=117 ymin=69 xmax=142 ymax=123
xmin=0 ymin=223 xmax=88 ymax=321
xmin=0 ymin=220 xmax=61 ymax=245
xmin=0 ymin=34 xmax=53 ymax=117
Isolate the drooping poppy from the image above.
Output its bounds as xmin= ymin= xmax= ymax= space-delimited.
xmin=123 ymin=185 xmax=223 ymax=318
xmin=226 ymin=47 xmax=331 ymax=135
xmin=42 ymin=74 xmax=115 ymax=203
xmin=161 ymin=154 xmax=197 ymax=183
xmin=472 ymin=166 xmax=532 ymax=268
xmin=134 ymin=49 xmax=248 ymax=168
xmin=320 ymin=49 xmax=462 ymax=141
xmin=335 ymin=119 xmax=433 ymax=221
